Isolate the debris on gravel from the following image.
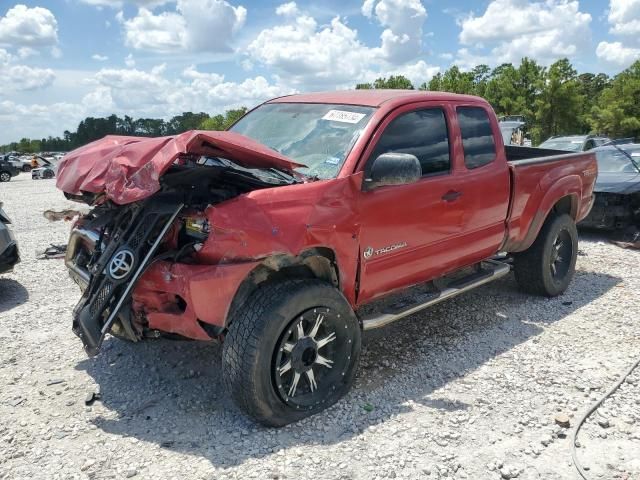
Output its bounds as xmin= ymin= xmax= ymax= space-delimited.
xmin=0 ymin=175 xmax=638 ymax=479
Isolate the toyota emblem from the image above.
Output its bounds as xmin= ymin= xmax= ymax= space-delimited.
xmin=363 ymin=246 xmax=374 ymax=259
xmin=109 ymin=249 xmax=135 ymax=280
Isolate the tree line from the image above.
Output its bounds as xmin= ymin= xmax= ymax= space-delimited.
xmin=2 ymin=57 xmax=638 ymax=153
xmin=0 ymin=108 xmax=247 ymax=154
xmin=358 ymin=58 xmax=640 ymax=144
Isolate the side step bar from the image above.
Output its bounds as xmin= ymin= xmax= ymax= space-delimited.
xmin=361 ymin=260 xmax=511 ymax=331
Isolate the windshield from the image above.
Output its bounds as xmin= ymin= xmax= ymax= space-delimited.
xmin=230 ymin=103 xmax=376 ymax=179
xmin=538 ymin=138 xmax=585 ymax=152
xmin=595 ymin=147 xmax=640 ymax=173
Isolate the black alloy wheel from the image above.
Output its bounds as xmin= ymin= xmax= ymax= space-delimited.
xmin=514 ymin=213 xmax=578 ymax=297
xmin=223 ymin=278 xmax=361 ymax=426
xmin=273 ymin=307 xmax=353 ymax=410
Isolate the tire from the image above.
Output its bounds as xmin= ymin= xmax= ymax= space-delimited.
xmin=42 ymin=170 xmax=54 ymax=179
xmin=514 ymin=213 xmax=578 ymax=297
xmin=222 ymin=278 xmax=361 ymax=427
xmin=22 ymin=165 xmax=31 ymax=173
xmin=0 ymin=171 xmax=11 ymax=182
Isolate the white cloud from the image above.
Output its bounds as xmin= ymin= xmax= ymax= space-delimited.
xmin=124 ymin=53 xmax=135 ymax=67
xmin=248 ymin=15 xmax=376 ymax=85
xmin=0 ymin=99 xmax=85 ymax=143
xmin=3 ymin=64 xmax=56 ymax=91
xmin=608 ymin=0 xmax=640 ymax=36
xmin=0 ymin=5 xmax=58 ymax=49
xmin=92 ymin=54 xmax=109 ymax=61
xmin=390 ymin=60 xmax=439 ymax=86
xmin=85 ymin=65 xmax=293 ymax=118
xmin=453 ymin=48 xmax=492 ymax=70
xmin=595 ymin=1 xmax=640 ymax=68
xmin=458 ymin=0 xmax=591 ymax=64
xmin=248 ymin=5 xmax=437 ymax=87
xmin=0 ymin=47 xmax=55 ymax=92
xmin=122 ymin=0 xmax=246 ymax=53
xmin=276 ymin=2 xmax=299 ymax=17
xmin=596 ymin=41 xmax=640 ymax=66
xmin=0 ymin=63 xmax=296 ymax=143
xmin=362 ymin=0 xmax=427 ymax=63
xmin=79 ymin=0 xmax=172 ymax=8
xmin=123 ymin=9 xmax=185 ymax=52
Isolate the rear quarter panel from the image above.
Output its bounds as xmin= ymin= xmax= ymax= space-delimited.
xmin=503 ymin=152 xmax=597 ymax=252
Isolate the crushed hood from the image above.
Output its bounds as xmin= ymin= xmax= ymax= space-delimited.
xmin=595 ymin=172 xmax=640 ymax=194
xmin=56 ymin=130 xmax=304 ymax=205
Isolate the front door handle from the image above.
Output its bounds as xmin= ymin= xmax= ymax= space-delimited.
xmin=441 ymin=190 xmax=462 ymax=202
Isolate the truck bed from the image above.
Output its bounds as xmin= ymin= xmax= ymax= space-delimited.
xmin=502 ymin=146 xmax=597 ymax=252
xmin=505 ymin=145 xmax=575 ymax=162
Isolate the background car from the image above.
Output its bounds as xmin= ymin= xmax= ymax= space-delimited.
xmin=538 ymin=134 xmax=610 ymax=152
xmin=579 ymin=143 xmax=640 ymax=230
xmin=0 ymin=202 xmax=20 ymax=273
xmin=0 ymin=158 xmax=20 ymax=182
xmin=6 ymin=155 xmax=32 ymax=172
xmin=31 ymin=156 xmax=57 ymax=179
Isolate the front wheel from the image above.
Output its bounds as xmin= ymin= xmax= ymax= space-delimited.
xmin=222 ymin=279 xmax=361 ymax=427
xmin=0 ymin=171 xmax=11 ymax=182
xmin=514 ymin=213 xmax=578 ymax=297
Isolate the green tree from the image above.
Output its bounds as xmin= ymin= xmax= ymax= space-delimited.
xmin=165 ymin=112 xmax=211 ymax=135
xmin=200 ymin=107 xmax=248 ymax=131
xmin=589 ymin=61 xmax=640 ymax=139
xmin=533 ymin=59 xmax=584 ymax=143
xmin=356 ymin=75 xmax=414 ymax=90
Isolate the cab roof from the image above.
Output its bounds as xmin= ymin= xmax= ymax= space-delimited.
xmin=267 ymin=90 xmax=485 ymax=108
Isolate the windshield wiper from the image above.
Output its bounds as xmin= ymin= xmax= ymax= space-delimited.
xmin=601 ymin=141 xmax=640 ymax=172
xmin=267 ymin=167 xmax=301 ymax=184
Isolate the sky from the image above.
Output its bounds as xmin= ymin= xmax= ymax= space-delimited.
xmin=0 ymin=0 xmax=639 ymax=144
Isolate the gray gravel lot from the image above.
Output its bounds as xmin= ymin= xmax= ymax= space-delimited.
xmin=0 ymin=173 xmax=638 ymax=480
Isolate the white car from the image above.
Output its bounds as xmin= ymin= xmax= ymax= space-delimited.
xmin=31 ymin=156 xmax=57 ymax=179
xmin=2 ymin=155 xmax=31 ymax=172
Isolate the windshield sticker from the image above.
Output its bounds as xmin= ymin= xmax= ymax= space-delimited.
xmin=325 ymin=157 xmax=340 ymax=165
xmin=571 ymin=140 xmax=583 ymax=144
xmin=322 ymin=110 xmax=366 ymax=124
xmin=631 ymin=153 xmax=640 ymax=157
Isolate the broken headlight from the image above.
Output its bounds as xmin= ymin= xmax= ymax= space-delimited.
xmin=184 ymin=217 xmax=210 ymax=240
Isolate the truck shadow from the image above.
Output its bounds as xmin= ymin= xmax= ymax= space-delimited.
xmin=76 ymin=268 xmax=620 ymax=470
xmin=0 ymin=278 xmax=29 ymax=313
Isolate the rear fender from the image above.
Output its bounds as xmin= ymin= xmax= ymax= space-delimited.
xmin=507 ymin=175 xmax=581 ymax=253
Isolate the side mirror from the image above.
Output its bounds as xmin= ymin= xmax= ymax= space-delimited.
xmin=366 ymin=152 xmax=422 ymax=189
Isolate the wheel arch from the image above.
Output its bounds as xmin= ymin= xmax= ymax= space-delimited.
xmin=226 ymin=247 xmax=341 ymax=327
xmin=513 ymin=192 xmax=579 ymax=253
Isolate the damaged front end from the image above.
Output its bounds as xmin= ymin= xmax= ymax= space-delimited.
xmin=580 ymin=191 xmax=640 ymax=230
xmin=67 ymin=196 xmax=184 ymax=355
xmin=60 ymin=131 xmax=304 ymax=356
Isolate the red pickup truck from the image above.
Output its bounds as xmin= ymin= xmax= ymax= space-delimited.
xmin=58 ymin=90 xmax=597 ymax=426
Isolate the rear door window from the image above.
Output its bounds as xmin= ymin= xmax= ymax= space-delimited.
xmin=457 ymin=107 xmax=496 ymax=169
xmin=368 ymin=108 xmax=450 ymax=177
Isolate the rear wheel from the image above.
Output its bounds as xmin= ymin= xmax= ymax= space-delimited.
xmin=42 ymin=169 xmax=54 ymax=179
xmin=222 ymin=279 xmax=361 ymax=427
xmin=514 ymin=213 xmax=578 ymax=297
xmin=0 ymin=171 xmax=11 ymax=182
xmin=22 ymin=165 xmax=31 ymax=172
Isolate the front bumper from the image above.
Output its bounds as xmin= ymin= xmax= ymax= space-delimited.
xmin=65 ymin=221 xmax=259 ymax=351
xmin=0 ymin=224 xmax=20 ymax=273
xmin=132 ymin=260 xmax=258 ymax=340
xmin=0 ymin=242 xmax=20 ymax=274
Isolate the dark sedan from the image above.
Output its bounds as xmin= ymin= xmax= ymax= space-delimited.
xmin=579 ymin=144 xmax=640 ymax=230
xmin=0 ymin=202 xmax=19 ymax=273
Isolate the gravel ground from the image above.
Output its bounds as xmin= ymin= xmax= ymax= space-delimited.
xmin=0 ymin=173 xmax=638 ymax=480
